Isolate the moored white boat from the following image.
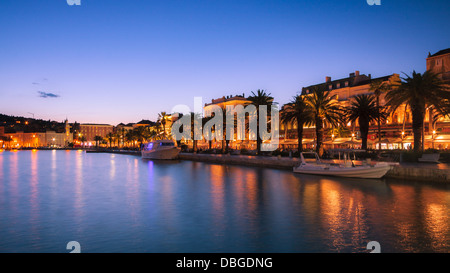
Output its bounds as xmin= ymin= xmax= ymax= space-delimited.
xmin=293 ymin=152 xmax=392 ymax=179
xmin=141 ymin=140 xmax=180 ymax=160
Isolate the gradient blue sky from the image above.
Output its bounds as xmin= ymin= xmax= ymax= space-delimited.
xmin=0 ymin=0 xmax=449 ymax=125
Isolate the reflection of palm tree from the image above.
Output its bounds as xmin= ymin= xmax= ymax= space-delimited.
xmin=385 ymin=70 xmax=450 ymax=152
xmin=305 ymin=87 xmax=343 ymax=156
xmin=281 ymin=95 xmax=313 ymax=152
xmin=346 ymin=94 xmax=383 ymax=150
xmin=247 ymin=89 xmax=274 ymax=155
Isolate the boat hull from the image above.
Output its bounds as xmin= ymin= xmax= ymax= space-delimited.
xmin=141 ymin=147 xmax=180 ymax=160
xmin=293 ymin=164 xmax=392 ymax=179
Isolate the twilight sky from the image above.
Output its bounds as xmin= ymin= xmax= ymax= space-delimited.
xmin=0 ymin=0 xmax=449 ymax=125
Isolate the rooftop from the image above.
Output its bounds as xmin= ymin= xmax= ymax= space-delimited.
xmin=205 ymin=94 xmax=249 ymax=106
xmin=428 ymin=48 xmax=450 ymax=58
xmin=301 ymin=71 xmax=393 ymax=95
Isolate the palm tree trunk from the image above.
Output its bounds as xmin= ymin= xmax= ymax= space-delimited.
xmin=297 ymin=120 xmax=304 ymax=153
xmin=360 ymin=119 xmax=369 ymax=150
xmin=256 ymin=120 xmax=261 ymax=155
xmin=412 ymin=108 xmax=424 ymax=153
xmin=377 ymin=96 xmax=381 ymax=151
xmin=222 ymin=139 xmax=226 ymax=153
xmin=315 ymin=117 xmax=323 ymax=156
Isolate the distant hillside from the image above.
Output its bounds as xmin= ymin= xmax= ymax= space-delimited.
xmin=0 ymin=113 xmax=67 ymax=133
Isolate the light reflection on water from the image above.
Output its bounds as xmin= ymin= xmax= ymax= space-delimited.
xmin=0 ymin=150 xmax=449 ymax=253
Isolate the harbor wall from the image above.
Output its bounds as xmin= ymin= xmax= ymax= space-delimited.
xmin=178 ymin=153 xmax=450 ymax=183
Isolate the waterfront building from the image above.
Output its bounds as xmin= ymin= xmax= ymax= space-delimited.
xmin=79 ymin=123 xmax=114 ymax=144
xmin=201 ymin=94 xmax=254 ymax=150
xmin=116 ymin=123 xmax=134 ymax=132
xmin=280 ymin=49 xmax=450 ymax=151
xmin=1 ymin=119 xmax=73 ymax=148
xmin=203 ymin=94 xmax=251 ymax=117
xmin=427 ymin=48 xmax=450 ymax=84
xmin=425 ymin=48 xmax=450 ymax=149
xmin=285 ymin=71 xmax=403 ymax=150
xmin=132 ymin=120 xmax=155 ymax=129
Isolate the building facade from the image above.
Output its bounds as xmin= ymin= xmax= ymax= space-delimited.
xmin=0 ymin=120 xmax=73 ymax=148
xmin=427 ymin=48 xmax=450 ymax=84
xmin=79 ymin=124 xmax=114 ymax=143
xmin=280 ymin=47 xmax=450 ymax=151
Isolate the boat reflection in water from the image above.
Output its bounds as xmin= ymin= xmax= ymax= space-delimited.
xmin=0 ymin=150 xmax=448 ymax=252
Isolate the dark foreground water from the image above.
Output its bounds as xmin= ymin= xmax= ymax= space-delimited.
xmin=0 ymin=150 xmax=449 ymax=253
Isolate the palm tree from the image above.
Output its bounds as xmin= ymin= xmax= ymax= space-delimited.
xmin=369 ymin=79 xmax=393 ymax=150
xmin=121 ymin=128 xmax=127 ymax=147
xmin=189 ymin=112 xmax=202 ymax=153
xmin=146 ymin=127 xmax=158 ymax=142
xmin=385 ymin=70 xmax=450 ymax=152
xmin=158 ymin=112 xmax=169 ymax=138
xmin=80 ymin=136 xmax=87 ymax=148
xmin=346 ymin=94 xmax=384 ymax=150
xmin=220 ymin=106 xmax=236 ymax=154
xmin=202 ymin=115 xmax=214 ymax=150
xmin=247 ymin=89 xmax=274 ymax=155
xmin=305 ymin=88 xmax=343 ymax=156
xmin=125 ymin=130 xmax=136 ymax=148
xmin=94 ymin=135 xmax=103 ymax=149
xmin=106 ymin=132 xmax=114 ymax=148
xmin=133 ymin=126 xmax=146 ymax=149
xmin=280 ymin=95 xmax=313 ymax=152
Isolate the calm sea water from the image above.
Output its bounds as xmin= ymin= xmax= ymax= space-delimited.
xmin=0 ymin=150 xmax=449 ymax=253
